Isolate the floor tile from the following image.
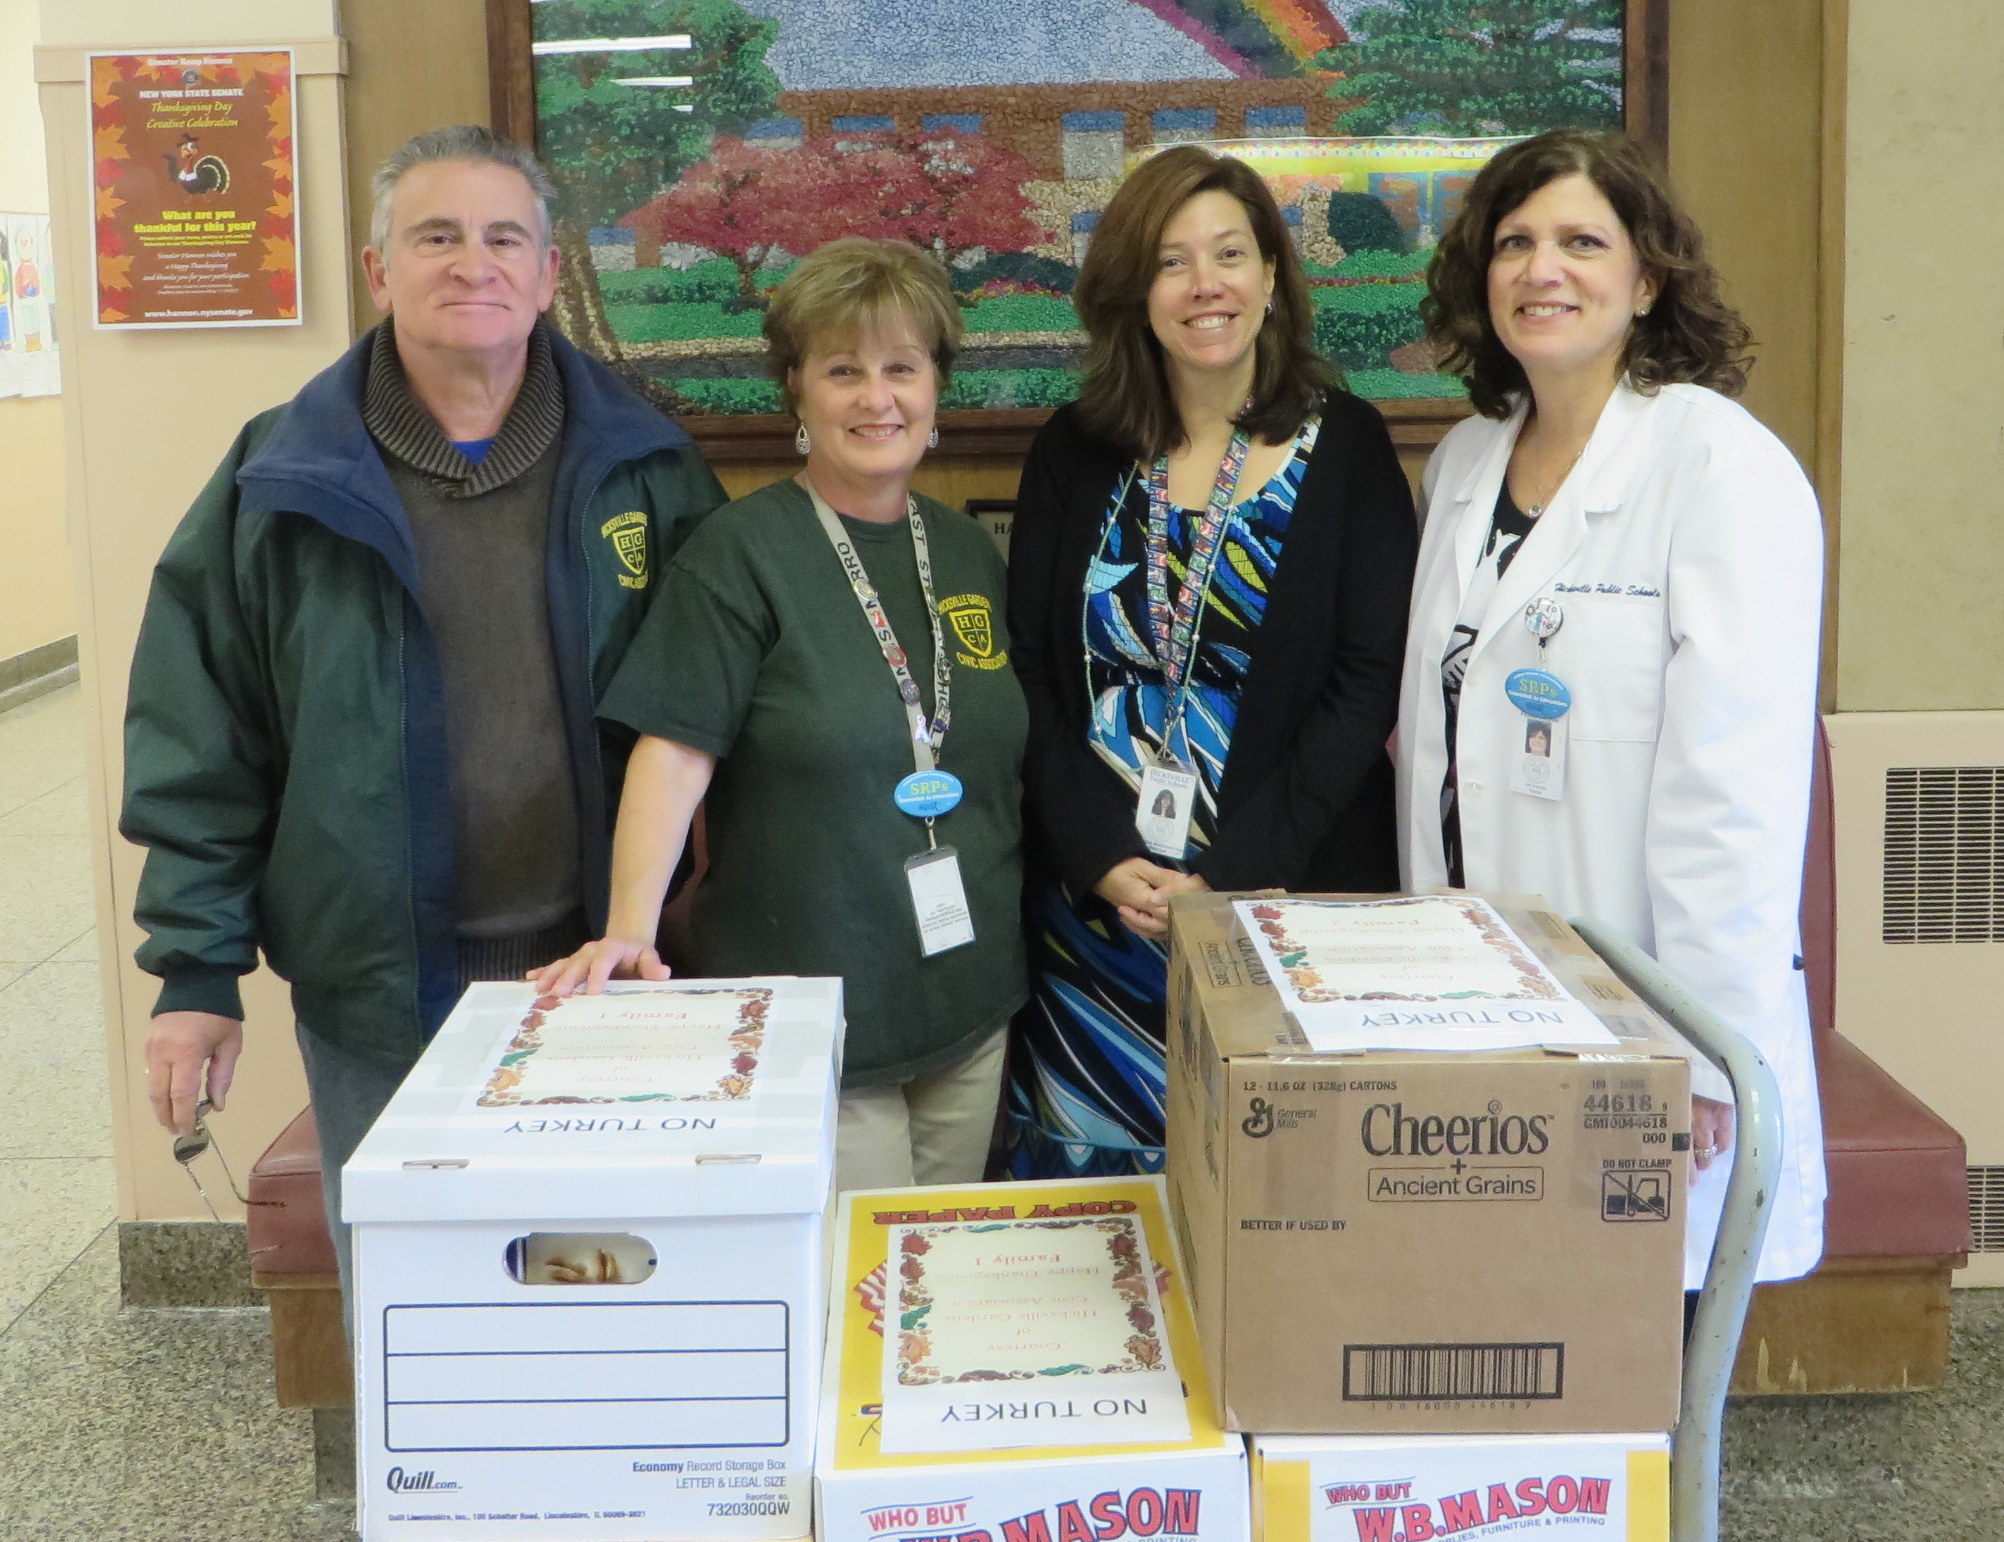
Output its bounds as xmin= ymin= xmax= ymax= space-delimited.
xmin=0 ymin=755 xmax=87 ymax=822
xmin=0 ymin=1228 xmax=355 ymax=1541
xmin=0 ymin=684 xmax=82 ymax=756
xmin=0 ymin=1159 xmax=115 ymax=1334
xmin=52 ymin=926 xmax=97 ymax=963
xmin=0 ymin=777 xmax=89 ymax=837
xmin=0 ymin=836 xmax=98 ymax=961
xmin=0 ymin=964 xmax=111 ymax=1160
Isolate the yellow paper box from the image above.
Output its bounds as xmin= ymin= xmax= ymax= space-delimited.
xmin=816 ymin=1176 xmax=1250 ymax=1542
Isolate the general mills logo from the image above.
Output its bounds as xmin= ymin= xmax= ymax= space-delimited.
xmin=387 ymin=1466 xmax=461 ymax=1493
xmin=1241 ymin=1096 xmax=1276 ymax=1138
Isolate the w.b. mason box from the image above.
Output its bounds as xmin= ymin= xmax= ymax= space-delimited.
xmin=1164 ymin=892 xmax=1690 ymax=1435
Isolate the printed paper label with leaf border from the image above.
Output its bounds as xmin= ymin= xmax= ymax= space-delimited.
xmin=1232 ymin=895 xmax=1616 ymax=1052
xmin=878 ymin=1215 xmax=1190 ymax=1454
xmin=476 ymin=986 xmax=770 ymax=1107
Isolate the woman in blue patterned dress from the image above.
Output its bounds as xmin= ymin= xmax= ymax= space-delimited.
xmin=1006 ymin=146 xmax=1419 ymax=1176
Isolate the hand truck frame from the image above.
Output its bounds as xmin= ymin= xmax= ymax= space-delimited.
xmin=1570 ymin=918 xmax=1781 ymax=1542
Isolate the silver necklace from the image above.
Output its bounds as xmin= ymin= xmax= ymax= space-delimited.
xmin=1520 ymin=438 xmax=1588 ymax=517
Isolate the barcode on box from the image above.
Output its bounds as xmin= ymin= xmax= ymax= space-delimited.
xmin=1342 ymin=1342 xmax=1564 ymax=1401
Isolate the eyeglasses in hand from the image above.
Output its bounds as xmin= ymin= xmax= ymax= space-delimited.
xmin=171 ymin=1099 xmax=250 ymax=1224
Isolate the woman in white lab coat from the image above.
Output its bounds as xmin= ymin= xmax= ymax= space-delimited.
xmin=1397 ymin=130 xmax=1826 ymax=1287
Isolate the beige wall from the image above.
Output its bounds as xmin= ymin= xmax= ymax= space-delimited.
xmin=0 ymin=0 xmax=73 ymax=663
xmin=1666 ymin=0 xmax=1847 ymax=711
xmin=339 ymin=0 xmax=490 ymax=332
xmin=1834 ymin=2 xmax=2004 ymax=712
xmin=40 ymin=0 xmax=349 ymax=1223
xmin=1666 ymin=0 xmax=1834 ymax=483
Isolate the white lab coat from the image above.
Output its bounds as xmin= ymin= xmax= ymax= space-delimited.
xmin=1396 ymin=380 xmax=1827 ymax=1288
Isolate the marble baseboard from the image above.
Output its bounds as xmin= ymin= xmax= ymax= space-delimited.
xmin=313 ymin=1406 xmax=356 ymax=1503
xmin=0 ymin=635 xmax=79 ymax=717
xmin=118 ymin=1218 xmax=263 ymax=1308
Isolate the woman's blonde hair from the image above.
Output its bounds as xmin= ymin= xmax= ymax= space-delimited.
xmin=763 ymin=239 xmax=963 ymax=414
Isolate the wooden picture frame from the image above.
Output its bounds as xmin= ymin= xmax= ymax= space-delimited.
xmin=489 ymin=0 xmax=1669 ymax=461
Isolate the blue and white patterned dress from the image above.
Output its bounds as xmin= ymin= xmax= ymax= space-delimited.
xmin=1006 ymin=418 xmax=1319 ymax=1177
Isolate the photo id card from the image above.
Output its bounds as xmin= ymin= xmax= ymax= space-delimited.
xmin=1136 ymin=759 xmax=1198 ymax=860
xmin=906 ymin=845 xmax=976 ymax=956
xmin=1511 ymin=710 xmax=1568 ymax=800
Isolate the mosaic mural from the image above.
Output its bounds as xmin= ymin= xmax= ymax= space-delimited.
xmin=528 ymin=0 xmax=1626 ymax=414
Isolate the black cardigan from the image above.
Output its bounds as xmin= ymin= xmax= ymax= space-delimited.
xmin=1008 ymin=392 xmax=1418 ymax=898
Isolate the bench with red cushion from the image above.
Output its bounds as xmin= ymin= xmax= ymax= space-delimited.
xmin=246 ymin=1108 xmax=348 ymax=1408
xmin=1728 ymin=722 xmax=1970 ymax=1394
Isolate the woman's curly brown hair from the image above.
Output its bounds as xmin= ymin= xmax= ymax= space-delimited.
xmin=1423 ymin=130 xmax=1752 ymax=419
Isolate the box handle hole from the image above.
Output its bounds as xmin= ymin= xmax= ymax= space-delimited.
xmin=503 ymin=1232 xmax=657 ymax=1285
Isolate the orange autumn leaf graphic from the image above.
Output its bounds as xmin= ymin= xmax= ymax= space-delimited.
xmin=95 ymin=185 xmax=126 ymax=222
xmin=99 ymin=306 xmax=128 ymax=323
xmin=97 ymin=253 xmax=135 ymax=292
xmin=93 ymin=123 xmax=129 ymax=163
xmin=267 ymin=192 xmax=294 ymax=222
xmin=260 ymin=236 xmax=294 ymax=274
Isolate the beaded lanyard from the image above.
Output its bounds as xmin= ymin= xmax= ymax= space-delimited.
xmin=1143 ymin=423 xmax=1251 ymax=751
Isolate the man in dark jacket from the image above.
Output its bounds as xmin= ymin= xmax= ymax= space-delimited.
xmin=124 ymin=126 xmax=724 ymax=1299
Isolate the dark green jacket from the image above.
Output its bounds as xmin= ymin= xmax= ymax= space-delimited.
xmin=121 ymin=326 xmax=725 ymax=1057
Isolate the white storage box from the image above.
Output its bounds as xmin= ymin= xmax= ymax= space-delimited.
xmin=344 ymin=978 xmax=841 ymax=1542
xmin=815 ymin=1176 xmax=1249 ymax=1542
xmin=1251 ymin=1432 xmax=1669 ymax=1542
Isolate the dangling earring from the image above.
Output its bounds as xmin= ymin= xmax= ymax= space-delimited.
xmin=1265 ymin=299 xmax=1274 ymax=316
xmin=795 ymin=422 xmax=811 ymax=456
xmin=927 ymin=426 xmax=939 ymax=449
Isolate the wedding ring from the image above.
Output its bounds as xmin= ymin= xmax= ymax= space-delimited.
xmin=1694 ymin=1145 xmax=1718 ymax=1158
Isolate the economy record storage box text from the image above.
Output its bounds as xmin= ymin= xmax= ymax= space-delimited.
xmin=343 ymin=978 xmax=841 ymax=1541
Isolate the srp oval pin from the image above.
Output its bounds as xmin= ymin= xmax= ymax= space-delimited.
xmin=1504 ymin=668 xmax=1572 ymax=720
xmin=894 ymin=769 xmax=964 ymax=819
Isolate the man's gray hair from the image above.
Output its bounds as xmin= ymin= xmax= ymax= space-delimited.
xmin=370 ymin=125 xmax=558 ymax=255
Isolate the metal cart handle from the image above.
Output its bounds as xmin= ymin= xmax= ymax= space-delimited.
xmin=1568 ymin=917 xmax=1783 ymax=1542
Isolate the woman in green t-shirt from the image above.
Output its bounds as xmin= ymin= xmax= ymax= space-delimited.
xmin=535 ymin=239 xmax=1028 ymax=1195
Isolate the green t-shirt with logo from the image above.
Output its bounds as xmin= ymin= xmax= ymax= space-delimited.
xmin=599 ymin=476 xmax=1028 ymax=1087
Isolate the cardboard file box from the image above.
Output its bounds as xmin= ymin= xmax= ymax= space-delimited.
xmin=344 ymin=978 xmax=841 ymax=1542
xmin=1251 ymin=1433 xmax=1669 ymax=1542
xmin=1166 ymin=893 xmax=1691 ymax=1435
xmin=816 ymin=1176 xmax=1250 ymax=1542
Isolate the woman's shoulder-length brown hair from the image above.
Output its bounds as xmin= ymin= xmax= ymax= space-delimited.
xmin=1072 ymin=144 xmax=1333 ymax=462
xmin=1423 ymin=129 xmax=1752 ymax=420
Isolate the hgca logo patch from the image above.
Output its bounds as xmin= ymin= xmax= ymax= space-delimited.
xmin=602 ymin=510 xmax=648 ymax=589
xmin=939 ymin=593 xmax=1006 ymax=669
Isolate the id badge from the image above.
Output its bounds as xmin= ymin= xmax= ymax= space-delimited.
xmin=906 ymin=845 xmax=976 ymax=957
xmin=1136 ymin=758 xmax=1198 ymax=860
xmin=1511 ymin=710 xmax=1568 ymax=800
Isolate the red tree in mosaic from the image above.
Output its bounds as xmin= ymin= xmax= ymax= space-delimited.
xmin=625 ymin=131 xmax=1041 ymax=301
xmin=890 ymin=133 xmax=1042 ymax=276
xmin=623 ymin=136 xmax=928 ymax=300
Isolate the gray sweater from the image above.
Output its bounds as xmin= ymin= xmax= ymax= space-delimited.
xmin=363 ymin=322 xmax=581 ymax=941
